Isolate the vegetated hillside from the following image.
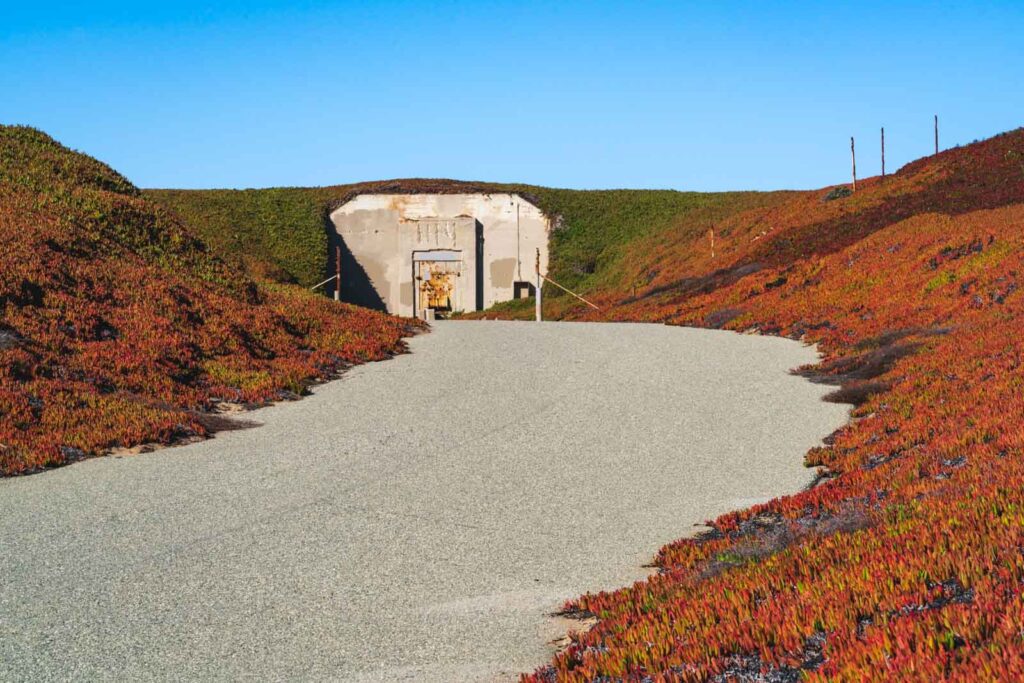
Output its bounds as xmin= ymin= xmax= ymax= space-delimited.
xmin=514 ymin=129 xmax=1024 ymax=680
xmin=143 ymin=187 xmax=333 ymax=285
xmin=0 ymin=126 xmax=419 ymax=476
xmin=146 ymin=182 xmax=790 ymax=293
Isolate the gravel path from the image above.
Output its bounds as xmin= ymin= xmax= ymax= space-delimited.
xmin=0 ymin=321 xmax=848 ymax=682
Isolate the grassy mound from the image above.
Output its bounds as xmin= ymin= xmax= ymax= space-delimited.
xmin=514 ymin=129 xmax=1024 ymax=680
xmin=0 ymin=126 xmax=419 ymax=475
xmin=146 ymin=182 xmax=788 ymax=293
xmin=143 ymin=187 xmax=332 ymax=285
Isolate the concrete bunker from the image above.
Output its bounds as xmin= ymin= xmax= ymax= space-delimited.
xmin=329 ymin=194 xmax=550 ymax=319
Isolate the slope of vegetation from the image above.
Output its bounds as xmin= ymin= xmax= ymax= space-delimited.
xmin=146 ymin=182 xmax=789 ymax=293
xmin=143 ymin=187 xmax=333 ymax=285
xmin=0 ymin=126 xmax=419 ymax=475
xmin=60 ymin=123 xmax=1024 ymax=677
xmin=514 ymin=129 xmax=1024 ymax=680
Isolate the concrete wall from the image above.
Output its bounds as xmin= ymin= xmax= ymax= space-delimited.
xmin=329 ymin=194 xmax=549 ymax=318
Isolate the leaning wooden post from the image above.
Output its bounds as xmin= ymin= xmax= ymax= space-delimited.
xmin=881 ymin=127 xmax=886 ymax=179
xmin=535 ymin=248 xmax=542 ymax=322
xmin=934 ymin=114 xmax=939 ymax=155
xmin=334 ymin=244 xmax=341 ymax=301
xmin=850 ymin=137 xmax=857 ymax=192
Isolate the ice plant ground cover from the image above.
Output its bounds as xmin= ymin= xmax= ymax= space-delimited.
xmin=0 ymin=126 xmax=419 ymax=475
xmin=146 ymin=127 xmax=1024 ymax=679
xmin=11 ymin=120 xmax=1024 ymax=677
xmin=491 ymin=129 xmax=1024 ymax=680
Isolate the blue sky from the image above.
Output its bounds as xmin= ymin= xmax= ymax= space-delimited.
xmin=3 ymin=1 xmax=1022 ymax=191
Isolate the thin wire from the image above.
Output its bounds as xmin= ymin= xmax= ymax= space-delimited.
xmin=541 ymin=274 xmax=601 ymax=310
xmin=310 ymin=274 xmax=339 ymax=290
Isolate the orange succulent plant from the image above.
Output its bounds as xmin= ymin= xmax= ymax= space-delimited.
xmin=0 ymin=126 xmax=421 ymax=475
xmin=522 ymin=129 xmax=1024 ymax=680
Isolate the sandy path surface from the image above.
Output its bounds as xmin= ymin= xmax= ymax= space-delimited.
xmin=0 ymin=321 xmax=848 ymax=681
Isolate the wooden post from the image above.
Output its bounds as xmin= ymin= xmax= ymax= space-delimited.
xmin=334 ymin=244 xmax=341 ymax=301
xmin=881 ymin=127 xmax=886 ymax=179
xmin=934 ymin=114 xmax=939 ymax=155
xmin=535 ymin=248 xmax=542 ymax=322
xmin=851 ymin=137 xmax=857 ymax=192
xmin=709 ymin=228 xmax=715 ymax=259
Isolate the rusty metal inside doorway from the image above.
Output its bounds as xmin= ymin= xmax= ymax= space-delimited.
xmin=413 ymin=250 xmax=463 ymax=320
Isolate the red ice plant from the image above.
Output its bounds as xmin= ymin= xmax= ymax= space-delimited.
xmin=0 ymin=126 xmax=420 ymax=475
xmin=520 ymin=129 xmax=1024 ymax=681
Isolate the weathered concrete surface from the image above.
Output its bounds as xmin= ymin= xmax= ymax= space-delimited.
xmin=331 ymin=194 xmax=549 ymax=317
xmin=0 ymin=322 xmax=848 ymax=682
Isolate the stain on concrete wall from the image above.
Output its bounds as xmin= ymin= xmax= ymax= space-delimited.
xmin=330 ymin=194 xmax=549 ymax=318
xmin=399 ymin=281 xmax=413 ymax=308
xmin=489 ymin=257 xmax=517 ymax=291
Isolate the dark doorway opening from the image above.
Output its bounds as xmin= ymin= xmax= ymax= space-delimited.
xmin=513 ymin=281 xmax=536 ymax=299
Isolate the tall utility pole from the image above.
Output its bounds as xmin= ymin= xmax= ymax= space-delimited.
xmin=851 ymin=137 xmax=857 ymax=192
xmin=881 ymin=127 xmax=886 ymax=179
xmin=934 ymin=114 xmax=939 ymax=155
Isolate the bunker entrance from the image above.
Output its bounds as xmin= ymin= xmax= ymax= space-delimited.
xmin=330 ymin=194 xmax=551 ymax=318
xmin=413 ymin=250 xmax=463 ymax=320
